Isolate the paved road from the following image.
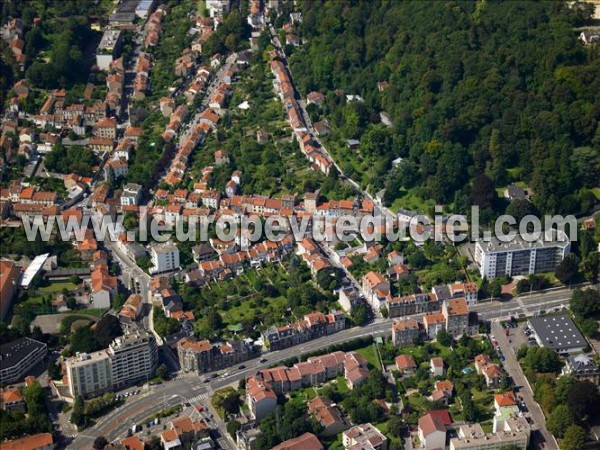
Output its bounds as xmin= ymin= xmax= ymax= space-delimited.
xmin=67 ymin=286 xmax=577 ymax=448
xmin=491 ymin=321 xmax=558 ymax=450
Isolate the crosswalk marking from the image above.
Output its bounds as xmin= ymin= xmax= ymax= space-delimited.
xmin=187 ymin=392 xmax=209 ymax=403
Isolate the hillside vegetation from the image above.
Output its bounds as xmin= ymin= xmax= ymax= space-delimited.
xmin=289 ymin=0 xmax=600 ymax=219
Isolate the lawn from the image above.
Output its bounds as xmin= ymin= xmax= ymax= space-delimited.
xmin=356 ymin=344 xmax=382 ymax=370
xmin=38 ymin=281 xmax=78 ymax=294
xmin=390 ymin=189 xmax=437 ymax=215
xmin=398 ymin=341 xmax=453 ymax=362
xmin=406 ymin=393 xmax=432 ymax=415
xmin=211 ymin=387 xmax=236 ymax=419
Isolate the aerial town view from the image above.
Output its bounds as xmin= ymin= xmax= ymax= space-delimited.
xmin=1 ymin=0 xmax=600 ymax=449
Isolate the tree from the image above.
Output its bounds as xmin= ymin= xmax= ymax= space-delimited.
xmin=351 ymin=303 xmax=369 ymax=326
xmin=562 ymin=425 xmax=587 ymax=450
xmin=570 ymin=289 xmax=600 ymax=318
xmin=489 ymin=279 xmax=502 ymax=298
xmin=547 ymin=404 xmax=574 ymax=438
xmin=93 ymin=436 xmax=109 ymax=449
xmin=144 ymin=437 xmax=163 ymax=450
xmin=70 ymin=326 xmax=99 ymax=354
xmin=555 ymin=254 xmax=580 ymax=285
xmin=505 ymin=199 xmax=537 ymax=223
xmin=470 ymin=173 xmax=497 ymax=210
xmin=227 ymin=420 xmax=241 ymax=437
xmin=94 ymin=314 xmax=124 ymax=348
xmin=220 ymin=392 xmax=241 ymax=414
xmin=71 ymin=395 xmax=85 ymax=428
xmin=565 ymin=380 xmax=600 ymax=423
xmin=520 ymin=346 xmax=562 ymax=373
xmin=48 ymin=358 xmax=62 ymax=380
xmin=436 ymin=330 xmax=454 ymax=347
xmin=156 ymin=363 xmax=168 ymax=380
xmin=581 ymin=252 xmax=600 ymax=283
xmin=461 ymin=391 xmax=478 ymax=422
xmin=316 ymin=267 xmax=343 ymax=291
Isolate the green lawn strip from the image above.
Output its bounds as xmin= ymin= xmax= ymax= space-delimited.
xmin=356 ymin=344 xmax=382 ymax=370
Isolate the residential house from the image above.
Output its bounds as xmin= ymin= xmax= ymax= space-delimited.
xmin=177 ymin=338 xmax=252 ymax=374
xmin=343 ymin=423 xmax=387 ymax=450
xmin=0 ymin=386 xmax=26 ymax=413
xmin=423 ymin=313 xmax=446 ymax=340
xmin=245 ymin=376 xmax=277 ymax=421
xmin=430 ymin=357 xmax=444 ymax=377
xmin=392 ymin=318 xmax=421 ymax=347
xmin=93 ymin=117 xmax=117 ymax=139
xmin=395 ymin=354 xmax=417 ymax=375
xmin=418 ymin=411 xmax=448 ymax=450
xmin=272 ymin=432 xmax=323 ymax=450
xmin=361 ymin=271 xmax=390 ymax=310
xmin=308 ymin=396 xmax=348 ymax=437
xmin=431 ymin=380 xmax=453 ymax=405
xmin=561 ymin=354 xmax=600 ymax=386
xmin=442 ymin=297 xmax=469 ymax=337
xmin=118 ymin=294 xmax=143 ymax=323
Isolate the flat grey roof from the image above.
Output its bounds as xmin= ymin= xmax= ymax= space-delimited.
xmin=0 ymin=337 xmax=46 ymax=369
xmin=478 ymin=229 xmax=570 ymax=253
xmin=528 ymin=314 xmax=586 ymax=351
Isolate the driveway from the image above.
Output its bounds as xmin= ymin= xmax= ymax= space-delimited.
xmin=491 ymin=321 xmax=558 ymax=450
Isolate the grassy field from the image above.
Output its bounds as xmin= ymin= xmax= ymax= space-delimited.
xmin=15 ymin=280 xmax=81 ymax=315
xmin=356 ymin=343 xmax=382 ymax=370
xmin=37 ymin=281 xmax=78 ymax=294
xmin=390 ymin=189 xmax=437 ymax=215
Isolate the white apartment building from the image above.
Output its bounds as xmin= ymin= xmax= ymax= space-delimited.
xmin=121 ymin=183 xmax=142 ymax=206
xmin=450 ymin=417 xmax=530 ymax=450
xmin=96 ymin=29 xmax=122 ymax=70
xmin=65 ymin=330 xmax=157 ymax=398
xmin=65 ymin=350 xmax=112 ymax=398
xmin=205 ymin=0 xmax=230 ymax=17
xmin=474 ymin=230 xmax=571 ymax=278
xmin=109 ymin=331 xmax=158 ymax=389
xmin=150 ymin=241 xmax=180 ymax=274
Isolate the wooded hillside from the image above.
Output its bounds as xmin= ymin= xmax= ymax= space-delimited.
xmin=289 ymin=0 xmax=600 ymax=219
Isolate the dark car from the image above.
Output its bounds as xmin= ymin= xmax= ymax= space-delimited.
xmin=259 ymin=358 xmax=268 ymax=363
xmin=238 ymin=365 xmax=246 ymax=370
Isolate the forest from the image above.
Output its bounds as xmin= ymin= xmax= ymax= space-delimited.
xmin=289 ymin=0 xmax=600 ymax=219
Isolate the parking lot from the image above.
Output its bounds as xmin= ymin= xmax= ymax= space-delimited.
xmin=503 ymin=320 xmax=535 ymax=353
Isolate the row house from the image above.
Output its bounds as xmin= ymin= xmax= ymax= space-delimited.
xmin=133 ymin=53 xmax=153 ymax=100
xmin=442 ymin=297 xmax=470 ymax=337
xmin=93 ymin=117 xmax=117 ymax=139
xmin=392 ymin=318 xmax=421 ymax=347
xmin=10 ymin=202 xmax=60 ymax=220
xmin=261 ymin=311 xmax=345 ymax=351
xmin=104 ymin=157 xmax=128 ymax=179
xmin=432 ymin=281 xmax=478 ymax=306
xmin=18 ymin=187 xmax=57 ymax=206
xmin=362 ymin=271 xmax=390 ymax=311
xmin=88 ymin=137 xmax=114 ymax=154
xmin=90 ymin=264 xmax=118 ymax=309
xmin=160 ymin=416 xmax=208 ymax=450
xmin=177 ymin=337 xmax=254 ymax=373
xmin=247 ymin=350 xmax=367 ymax=420
xmin=145 ymin=8 xmax=166 ymax=47
xmin=118 ymin=294 xmax=143 ymax=323
xmin=387 ymin=293 xmax=437 ymax=318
